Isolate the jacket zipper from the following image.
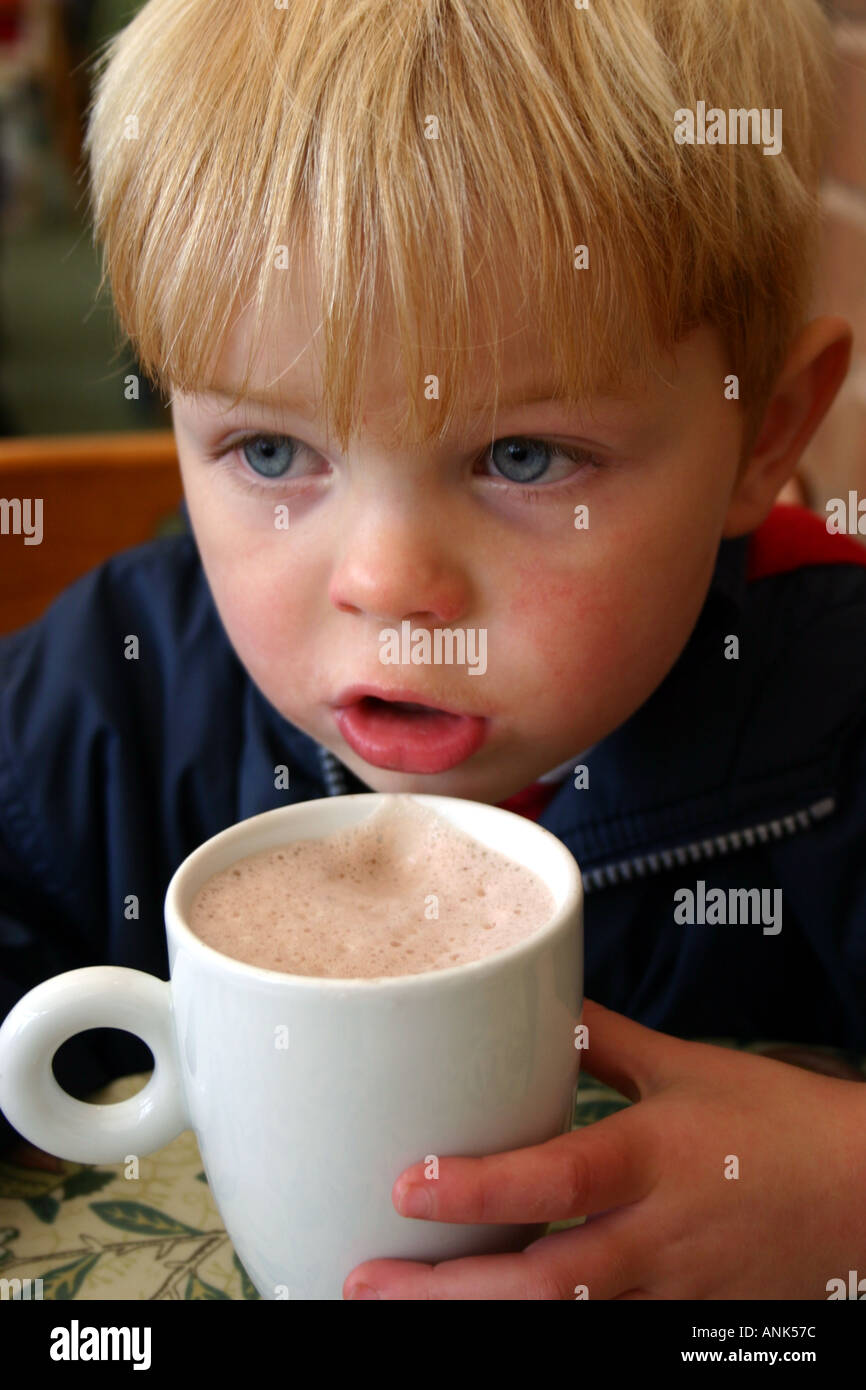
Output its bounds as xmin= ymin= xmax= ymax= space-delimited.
xmin=317 ymin=747 xmax=835 ymax=896
xmin=580 ymin=796 xmax=836 ymax=893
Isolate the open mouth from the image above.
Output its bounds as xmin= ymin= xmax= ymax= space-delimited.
xmin=359 ymin=696 xmax=442 ymax=714
xmin=332 ymin=693 xmax=488 ymax=773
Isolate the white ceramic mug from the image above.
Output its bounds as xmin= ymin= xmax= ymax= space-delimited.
xmin=0 ymin=793 xmax=583 ymax=1300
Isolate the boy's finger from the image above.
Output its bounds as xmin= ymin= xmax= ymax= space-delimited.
xmin=344 ymin=1212 xmax=646 ymax=1301
xmin=392 ymin=1104 xmax=656 ymax=1225
xmin=580 ymin=996 xmax=682 ymax=1099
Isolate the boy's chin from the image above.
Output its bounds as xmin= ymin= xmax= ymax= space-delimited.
xmin=338 ymin=760 xmax=543 ymax=808
xmin=329 ymin=748 xmax=499 ymax=802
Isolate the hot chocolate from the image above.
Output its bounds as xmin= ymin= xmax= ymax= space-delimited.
xmin=188 ymin=795 xmax=555 ymax=978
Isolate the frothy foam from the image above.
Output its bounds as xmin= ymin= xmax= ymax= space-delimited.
xmin=187 ymin=795 xmax=556 ymax=978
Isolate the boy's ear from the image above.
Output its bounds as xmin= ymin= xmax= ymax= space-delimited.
xmin=722 ymin=316 xmax=852 ymax=538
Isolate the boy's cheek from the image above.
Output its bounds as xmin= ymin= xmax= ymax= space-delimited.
xmin=197 ymin=553 xmax=321 ymax=683
xmin=505 ymin=550 xmax=706 ymax=723
xmin=506 ymin=563 xmax=635 ymax=678
xmin=493 ymin=601 xmax=633 ymax=756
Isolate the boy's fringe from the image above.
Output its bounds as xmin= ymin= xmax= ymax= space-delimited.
xmin=82 ymin=0 xmax=837 ymax=449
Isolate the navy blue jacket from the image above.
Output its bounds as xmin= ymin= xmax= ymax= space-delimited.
xmin=1 ymin=502 xmax=865 ymax=1155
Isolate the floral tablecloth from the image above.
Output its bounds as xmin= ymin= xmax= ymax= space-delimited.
xmin=1 ymin=1040 xmax=863 ymax=1300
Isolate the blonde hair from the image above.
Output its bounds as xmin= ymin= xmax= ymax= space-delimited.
xmin=83 ymin=0 xmax=836 ymax=451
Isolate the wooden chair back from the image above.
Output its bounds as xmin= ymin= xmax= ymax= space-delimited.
xmin=0 ymin=431 xmax=183 ymax=635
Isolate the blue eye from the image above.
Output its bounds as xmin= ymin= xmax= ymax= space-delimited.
xmin=485 ymin=437 xmax=604 ymax=487
xmin=239 ymin=435 xmax=298 ymax=478
xmin=489 ymin=438 xmax=554 ymax=483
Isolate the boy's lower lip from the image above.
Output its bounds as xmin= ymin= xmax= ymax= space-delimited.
xmin=332 ymin=697 xmax=489 ymax=773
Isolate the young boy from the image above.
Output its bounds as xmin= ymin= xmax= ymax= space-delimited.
xmin=2 ymin=0 xmax=866 ymax=1299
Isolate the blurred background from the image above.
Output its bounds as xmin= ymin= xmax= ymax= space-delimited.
xmin=0 ymin=0 xmax=165 ymax=434
xmin=0 ymin=0 xmax=864 ymax=630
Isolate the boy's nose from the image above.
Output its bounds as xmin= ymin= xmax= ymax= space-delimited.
xmin=328 ymin=519 xmax=470 ymax=626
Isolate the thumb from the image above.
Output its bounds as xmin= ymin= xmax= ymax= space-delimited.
xmin=580 ymin=997 xmax=684 ymax=1101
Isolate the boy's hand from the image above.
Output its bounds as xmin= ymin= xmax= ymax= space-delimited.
xmin=343 ymin=998 xmax=866 ymax=1299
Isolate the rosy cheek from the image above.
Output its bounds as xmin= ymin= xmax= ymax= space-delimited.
xmin=210 ymin=558 xmax=282 ymax=656
xmin=506 ymin=569 xmax=595 ymax=692
xmin=512 ymin=553 xmax=646 ymax=705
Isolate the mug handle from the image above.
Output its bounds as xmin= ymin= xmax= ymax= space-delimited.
xmin=0 ymin=966 xmax=189 ymax=1164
